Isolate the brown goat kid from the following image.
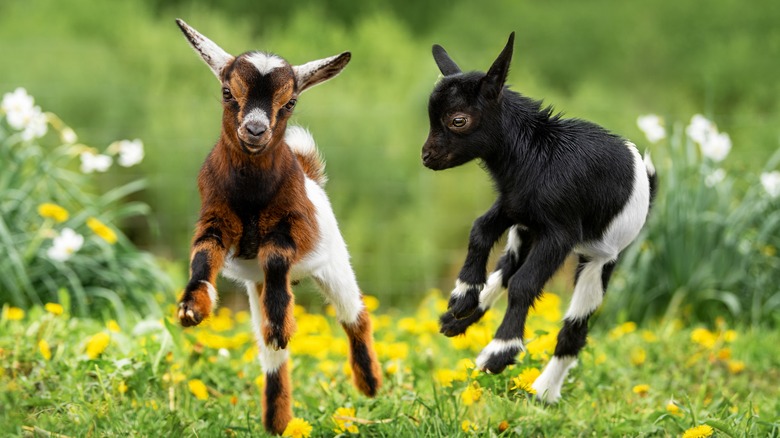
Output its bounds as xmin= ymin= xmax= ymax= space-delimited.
xmin=175 ymin=19 xmax=381 ymax=434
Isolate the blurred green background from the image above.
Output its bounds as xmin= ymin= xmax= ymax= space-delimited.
xmin=2 ymin=0 xmax=778 ymax=310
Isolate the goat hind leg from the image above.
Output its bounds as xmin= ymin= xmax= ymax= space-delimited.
xmin=314 ymin=262 xmax=382 ymax=397
xmin=532 ymin=257 xmax=616 ymax=403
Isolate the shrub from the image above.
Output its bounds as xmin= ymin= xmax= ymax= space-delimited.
xmin=0 ymin=88 xmax=171 ymax=321
xmin=605 ymin=114 xmax=780 ymax=326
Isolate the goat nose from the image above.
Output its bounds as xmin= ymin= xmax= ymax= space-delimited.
xmin=422 ymin=150 xmax=432 ymax=161
xmin=245 ymin=122 xmax=267 ymax=137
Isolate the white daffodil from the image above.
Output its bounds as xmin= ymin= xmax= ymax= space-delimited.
xmin=80 ymin=151 xmax=112 ymax=173
xmin=700 ymin=131 xmax=732 ymax=162
xmin=114 ymin=139 xmax=144 ymax=167
xmin=686 ymin=114 xmax=716 ymax=145
xmin=1 ymin=87 xmax=35 ymax=130
xmin=20 ymin=106 xmax=48 ymax=141
xmin=704 ymin=168 xmax=726 ymax=187
xmin=761 ymin=171 xmax=780 ymax=198
xmin=47 ymin=228 xmax=84 ymax=261
xmin=636 ymin=114 xmax=666 ymax=143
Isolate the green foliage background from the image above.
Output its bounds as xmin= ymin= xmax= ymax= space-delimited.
xmin=1 ymin=0 xmax=778 ymax=312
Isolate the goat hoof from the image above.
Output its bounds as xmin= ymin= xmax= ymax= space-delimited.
xmin=475 ymin=341 xmax=522 ymax=374
xmin=448 ymin=290 xmax=479 ymax=320
xmin=439 ymin=308 xmax=486 ymax=337
xmin=178 ymin=300 xmax=204 ymax=327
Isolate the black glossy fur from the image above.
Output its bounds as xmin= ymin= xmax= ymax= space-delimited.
xmin=423 ymin=33 xmax=657 ymax=376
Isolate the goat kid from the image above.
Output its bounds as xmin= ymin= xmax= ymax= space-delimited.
xmin=422 ymin=33 xmax=657 ymax=404
xmin=175 ymin=19 xmax=381 ymax=434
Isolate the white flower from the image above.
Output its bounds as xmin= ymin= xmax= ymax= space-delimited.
xmin=1 ymin=87 xmax=35 ymax=130
xmin=80 ymin=151 xmax=112 ymax=173
xmin=20 ymin=106 xmax=48 ymax=141
xmin=47 ymin=228 xmax=84 ymax=262
xmin=637 ymin=114 xmax=666 ymax=143
xmin=700 ymin=131 xmax=732 ymax=162
xmin=686 ymin=114 xmax=716 ymax=145
xmin=704 ymin=168 xmax=726 ymax=187
xmin=113 ymin=139 xmax=144 ymax=167
xmin=761 ymin=171 xmax=780 ymax=198
xmin=61 ymin=127 xmax=77 ymax=144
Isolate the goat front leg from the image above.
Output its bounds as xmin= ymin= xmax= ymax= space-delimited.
xmin=443 ymin=202 xmax=512 ymax=321
xmin=179 ymin=217 xmax=232 ymax=327
xmin=259 ymin=245 xmax=297 ymax=351
xmin=440 ymin=225 xmax=533 ymax=336
xmin=476 ymin=233 xmax=572 ymax=374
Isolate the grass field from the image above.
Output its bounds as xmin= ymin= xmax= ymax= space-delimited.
xmin=1 ymin=291 xmax=778 ymax=437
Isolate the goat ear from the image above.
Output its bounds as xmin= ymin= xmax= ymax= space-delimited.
xmin=176 ymin=19 xmax=234 ymax=79
xmin=432 ymin=44 xmax=462 ymax=76
xmin=293 ymin=52 xmax=351 ymax=93
xmin=481 ymin=32 xmax=515 ymax=99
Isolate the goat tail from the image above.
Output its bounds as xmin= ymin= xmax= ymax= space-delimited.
xmin=285 ymin=125 xmax=328 ymax=187
xmin=643 ymin=150 xmax=658 ymax=208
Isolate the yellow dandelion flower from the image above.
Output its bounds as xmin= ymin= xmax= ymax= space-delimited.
xmin=510 ymin=367 xmax=541 ymax=394
xmin=641 ymin=330 xmax=658 ymax=342
xmin=333 ymin=407 xmax=359 ymax=434
xmin=255 ymin=374 xmax=265 ymax=389
xmin=434 ymin=369 xmax=458 ymax=387
xmin=85 ymin=332 xmax=110 ymax=359
xmin=38 ymin=203 xmax=69 ymax=222
xmin=594 ymin=353 xmax=607 ymax=365
xmin=362 ymin=295 xmax=380 ymax=312
xmin=729 ymin=405 xmax=739 ymax=414
xmin=682 ymin=424 xmax=714 ymax=438
xmin=528 ymin=292 xmax=561 ymax=322
xmin=118 ymin=381 xmax=128 ymax=394
xmin=235 ymin=310 xmax=250 ymax=324
xmin=723 ymin=329 xmax=737 ymax=343
xmin=188 ymin=379 xmax=209 ymax=400
xmin=526 ymin=332 xmax=558 ymax=360
xmin=87 ymin=217 xmax=118 ymax=244
xmin=39 ymin=339 xmax=52 ymax=360
xmin=727 ymin=360 xmax=745 ymax=374
xmin=163 ymin=371 xmax=186 ymax=384
xmin=691 ymin=328 xmax=717 ymax=349
xmin=632 ymin=384 xmax=650 ymax=395
xmin=630 ymin=347 xmax=647 ymax=366
xmin=385 ymin=360 xmax=399 ymax=375
xmin=666 ymin=401 xmax=683 ymax=416
xmin=44 ymin=303 xmax=64 ymax=315
xmin=107 ymin=320 xmax=121 ymax=333
xmin=282 ymin=418 xmax=312 ymax=438
xmin=6 ymin=307 xmax=25 ymax=321
xmin=608 ymin=321 xmax=637 ymax=339
xmin=461 ymin=420 xmax=478 ymax=433
xmin=461 ymin=381 xmax=483 ymax=406
xmin=716 ymin=348 xmax=731 ymax=360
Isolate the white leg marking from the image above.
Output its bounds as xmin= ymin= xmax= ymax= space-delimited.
xmin=200 ymin=280 xmax=218 ymax=310
xmin=452 ymin=279 xmax=481 ymax=298
xmin=245 ymin=281 xmax=288 ymax=373
xmin=475 ymin=338 xmax=525 ymax=371
xmin=245 ymin=52 xmax=286 ymax=75
xmin=532 ymin=356 xmax=577 ymax=404
xmin=506 ymin=225 xmax=521 ymax=258
xmin=479 ymin=270 xmax=504 ymax=310
xmin=564 ymin=261 xmax=605 ymax=321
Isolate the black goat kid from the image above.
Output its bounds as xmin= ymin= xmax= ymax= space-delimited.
xmin=422 ymin=33 xmax=657 ymax=403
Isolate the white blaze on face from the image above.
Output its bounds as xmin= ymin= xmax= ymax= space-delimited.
xmin=243 ymin=107 xmax=271 ymax=128
xmin=246 ymin=52 xmax=286 ymax=75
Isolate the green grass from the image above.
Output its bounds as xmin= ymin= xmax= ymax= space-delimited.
xmin=1 ymin=292 xmax=778 ymax=437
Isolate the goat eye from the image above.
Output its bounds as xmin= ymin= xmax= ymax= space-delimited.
xmin=284 ymin=99 xmax=297 ymax=111
xmin=222 ymin=87 xmax=233 ymax=100
xmin=451 ymin=117 xmax=467 ymax=128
